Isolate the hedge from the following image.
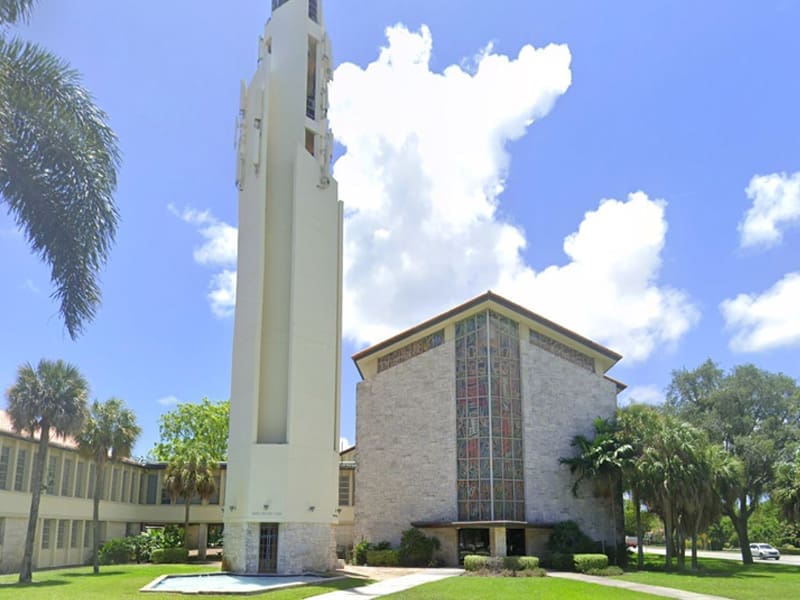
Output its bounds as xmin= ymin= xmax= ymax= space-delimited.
xmin=503 ymin=556 xmax=540 ymax=571
xmin=574 ymin=553 xmax=608 ymax=573
xmin=366 ymin=549 xmax=400 ymax=566
xmin=151 ymin=548 xmax=189 ymax=563
xmin=464 ymin=555 xmax=539 ymax=572
xmin=550 ymin=553 xmax=574 ymax=571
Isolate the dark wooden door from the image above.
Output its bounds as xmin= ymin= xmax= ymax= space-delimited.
xmin=258 ymin=523 xmax=278 ymax=573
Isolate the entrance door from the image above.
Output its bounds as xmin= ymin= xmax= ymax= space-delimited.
xmin=458 ymin=528 xmax=490 ymax=564
xmin=258 ymin=523 xmax=278 ymax=573
xmin=506 ymin=528 xmax=525 ymax=556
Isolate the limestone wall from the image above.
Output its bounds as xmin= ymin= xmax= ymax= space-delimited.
xmin=520 ymin=341 xmax=617 ymax=544
xmin=354 ymin=341 xmax=457 ymax=547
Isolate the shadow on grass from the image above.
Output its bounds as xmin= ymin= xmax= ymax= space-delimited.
xmin=62 ymin=570 xmax=126 ymax=578
xmin=0 ymin=579 xmax=69 ymax=589
xmin=628 ymin=556 xmax=796 ymax=580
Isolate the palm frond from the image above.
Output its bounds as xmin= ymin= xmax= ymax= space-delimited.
xmin=0 ymin=0 xmax=37 ymax=26
xmin=0 ymin=38 xmax=119 ymax=338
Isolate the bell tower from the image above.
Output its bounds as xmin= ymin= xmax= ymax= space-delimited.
xmin=224 ymin=0 xmax=342 ymax=574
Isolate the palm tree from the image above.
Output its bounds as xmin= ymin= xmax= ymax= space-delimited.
xmin=561 ymin=417 xmax=631 ymax=562
xmin=1 ymin=0 xmax=120 ymax=339
xmin=5 ymin=359 xmax=88 ymax=583
xmin=164 ymin=451 xmax=217 ymax=557
xmin=773 ymin=449 xmax=800 ymax=523
xmin=76 ymin=398 xmax=140 ymax=574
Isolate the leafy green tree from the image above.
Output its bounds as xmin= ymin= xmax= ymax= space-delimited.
xmin=773 ymin=447 xmax=800 ymax=524
xmin=0 ymin=0 xmax=120 ymax=338
xmin=164 ymin=451 xmax=217 ymax=557
xmin=5 ymin=359 xmax=88 ymax=583
xmin=561 ymin=417 xmax=631 ymax=560
xmin=77 ymin=398 xmax=140 ymax=574
xmin=667 ymin=362 xmax=800 ymax=564
xmin=152 ymin=398 xmax=229 ymax=461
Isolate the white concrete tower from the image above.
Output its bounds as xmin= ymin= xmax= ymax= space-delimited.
xmin=224 ymin=0 xmax=342 ymax=574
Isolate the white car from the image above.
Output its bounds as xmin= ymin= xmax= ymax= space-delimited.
xmin=750 ymin=543 xmax=781 ymax=560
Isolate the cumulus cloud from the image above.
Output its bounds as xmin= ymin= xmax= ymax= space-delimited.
xmin=619 ymin=384 xmax=665 ymax=407
xmin=330 ymin=25 xmax=698 ymax=361
xmin=157 ymin=395 xmax=180 ymax=406
xmin=169 ymin=204 xmax=237 ymax=317
xmin=721 ymin=272 xmax=800 ymax=352
xmin=739 ymin=171 xmax=800 ymax=248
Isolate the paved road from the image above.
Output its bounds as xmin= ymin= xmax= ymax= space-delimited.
xmin=642 ymin=545 xmax=800 ymax=567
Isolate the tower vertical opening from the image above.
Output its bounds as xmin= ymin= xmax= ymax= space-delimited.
xmin=306 ymin=36 xmax=318 ymax=119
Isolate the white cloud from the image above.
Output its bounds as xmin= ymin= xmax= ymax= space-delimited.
xmin=169 ymin=204 xmax=237 ymax=317
xmin=720 ymin=272 xmax=800 ymax=352
xmin=739 ymin=171 xmax=800 ymax=248
xmin=329 ymin=25 xmax=698 ymax=361
xmin=339 ymin=437 xmax=352 ymax=451
xmin=20 ymin=279 xmax=39 ymax=294
xmin=157 ymin=395 xmax=180 ymax=406
xmin=619 ymin=384 xmax=664 ymax=407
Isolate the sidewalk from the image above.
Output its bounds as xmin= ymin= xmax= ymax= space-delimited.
xmin=311 ymin=569 xmax=464 ymax=599
xmin=548 ymin=571 xmax=733 ymax=600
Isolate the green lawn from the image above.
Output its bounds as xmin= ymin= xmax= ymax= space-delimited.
xmin=383 ymin=576 xmax=660 ymax=599
xmin=617 ymin=554 xmax=800 ymax=600
xmin=0 ymin=564 xmax=369 ymax=599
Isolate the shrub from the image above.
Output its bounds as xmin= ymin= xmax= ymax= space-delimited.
xmin=550 ymin=552 xmax=575 ymax=571
xmin=354 ymin=539 xmax=372 ymax=565
xmin=463 ymin=555 xmax=489 ymax=572
xmin=547 ymin=521 xmax=596 ymax=554
xmin=128 ymin=533 xmax=158 ymax=563
xmin=398 ymin=528 xmax=441 ymax=566
xmin=587 ymin=565 xmax=624 ymax=576
xmin=366 ymin=549 xmax=400 ymax=566
xmin=151 ymin=547 xmax=189 ymax=564
xmin=518 ymin=556 xmax=540 ymax=570
xmin=98 ymin=538 xmax=133 ymax=565
xmin=374 ymin=540 xmax=392 ymax=551
xmin=574 ymin=553 xmax=609 ymax=573
xmin=516 ymin=567 xmax=547 ymax=577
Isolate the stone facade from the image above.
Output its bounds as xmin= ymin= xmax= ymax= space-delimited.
xmin=277 ymin=523 xmax=336 ymax=573
xmin=222 ymin=522 xmax=261 ymax=573
xmin=355 ymin=341 xmax=457 ymax=547
xmin=520 ymin=339 xmax=617 ymax=544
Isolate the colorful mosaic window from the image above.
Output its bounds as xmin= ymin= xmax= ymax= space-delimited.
xmin=529 ymin=329 xmax=595 ymax=372
xmin=456 ymin=311 xmax=524 ymax=521
xmin=377 ymin=330 xmax=445 ymax=373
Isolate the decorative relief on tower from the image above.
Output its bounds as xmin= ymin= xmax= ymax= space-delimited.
xmin=377 ymin=330 xmax=444 ymax=373
xmin=529 ymin=329 xmax=594 ymax=372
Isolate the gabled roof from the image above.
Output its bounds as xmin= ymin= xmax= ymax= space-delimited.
xmin=353 ymin=291 xmax=622 ymax=380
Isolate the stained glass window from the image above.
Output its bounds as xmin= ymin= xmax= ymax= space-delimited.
xmin=456 ymin=311 xmax=524 ymax=521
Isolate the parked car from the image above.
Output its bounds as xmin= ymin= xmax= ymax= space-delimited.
xmin=749 ymin=543 xmax=781 ymax=560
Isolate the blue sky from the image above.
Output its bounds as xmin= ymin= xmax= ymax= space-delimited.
xmin=2 ymin=0 xmax=799 ymax=457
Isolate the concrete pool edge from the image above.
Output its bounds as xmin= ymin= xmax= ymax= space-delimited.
xmin=140 ymin=572 xmax=350 ymax=595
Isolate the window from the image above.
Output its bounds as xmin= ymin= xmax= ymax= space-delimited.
xmin=84 ymin=521 xmax=92 ymax=548
xmin=0 ymin=517 xmax=5 ymax=546
xmin=338 ymin=470 xmax=351 ymax=506
xmin=129 ymin=471 xmax=137 ymax=504
xmin=42 ymin=519 xmax=52 ymax=549
xmin=14 ymin=449 xmax=26 ymax=491
xmin=305 ymin=129 xmax=315 ymax=156
xmin=455 ymin=311 xmax=524 ymax=521
xmin=88 ymin=463 xmax=96 ymax=498
xmin=61 ymin=458 xmax=73 ymax=496
xmin=308 ymin=0 xmax=318 ymax=23
xmin=121 ymin=470 xmax=128 ymax=503
xmin=146 ymin=474 xmax=158 ymax=505
xmin=46 ymin=456 xmax=58 ymax=495
xmin=161 ymin=477 xmax=171 ymax=504
xmin=111 ymin=468 xmax=119 ymax=501
xmin=0 ymin=446 xmax=10 ymax=490
xmin=209 ymin=475 xmax=221 ymax=505
xmin=70 ymin=520 xmax=80 ymax=548
xmin=56 ymin=520 xmax=66 ymax=549
xmin=139 ymin=473 xmax=147 ymax=504
xmin=306 ymin=36 xmax=317 ymax=119
xmin=75 ymin=462 xmax=85 ymax=498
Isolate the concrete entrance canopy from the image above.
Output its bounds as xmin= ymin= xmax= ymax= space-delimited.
xmin=412 ymin=521 xmax=555 ymax=559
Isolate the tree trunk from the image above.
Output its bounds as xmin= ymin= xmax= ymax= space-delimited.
xmin=734 ymin=511 xmax=753 ymax=564
xmin=634 ymin=489 xmax=644 ymax=569
xmin=18 ymin=428 xmax=50 ymax=583
xmin=198 ymin=498 xmax=209 ymax=560
xmin=184 ymin=499 xmax=191 ymax=549
xmin=663 ymin=501 xmax=673 ymax=571
xmin=691 ymin=533 xmax=698 ymax=571
xmin=676 ymin=527 xmax=685 ymax=570
xmin=92 ymin=461 xmax=105 ymax=574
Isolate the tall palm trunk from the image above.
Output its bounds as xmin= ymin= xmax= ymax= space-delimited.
xmin=92 ymin=461 xmax=105 ymax=574
xmin=19 ymin=427 xmax=50 ymax=583
xmin=663 ymin=500 xmax=674 ymax=571
xmin=634 ymin=488 xmax=644 ymax=568
xmin=184 ymin=497 xmax=191 ymax=549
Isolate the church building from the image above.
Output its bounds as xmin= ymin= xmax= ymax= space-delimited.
xmin=350 ymin=291 xmax=625 ymax=565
